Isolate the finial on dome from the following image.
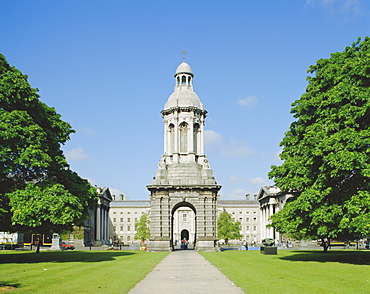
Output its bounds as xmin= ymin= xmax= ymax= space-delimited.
xmin=180 ymin=50 xmax=188 ymax=61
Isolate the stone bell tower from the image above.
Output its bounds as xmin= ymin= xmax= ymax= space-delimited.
xmin=147 ymin=60 xmax=221 ymax=251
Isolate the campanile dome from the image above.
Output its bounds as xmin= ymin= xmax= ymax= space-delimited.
xmin=164 ymin=61 xmax=203 ymax=110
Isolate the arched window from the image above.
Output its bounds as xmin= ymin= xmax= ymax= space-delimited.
xmin=193 ymin=123 xmax=199 ymax=153
xmin=188 ymin=76 xmax=191 ymax=84
xmin=177 ymin=76 xmax=180 ymax=85
xmin=179 ymin=122 xmax=188 ymax=153
xmin=181 ymin=75 xmax=186 ymax=84
xmin=169 ymin=124 xmax=174 ymax=153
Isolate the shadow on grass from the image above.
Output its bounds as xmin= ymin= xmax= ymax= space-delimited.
xmin=0 ymin=250 xmax=136 ymax=264
xmin=279 ymin=250 xmax=370 ymax=265
xmin=0 ymin=281 xmax=22 ymax=290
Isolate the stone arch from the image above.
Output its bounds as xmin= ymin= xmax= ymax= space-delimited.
xmin=171 ymin=201 xmax=196 ymax=249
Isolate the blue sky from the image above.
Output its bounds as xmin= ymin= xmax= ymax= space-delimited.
xmin=1 ymin=0 xmax=370 ymax=200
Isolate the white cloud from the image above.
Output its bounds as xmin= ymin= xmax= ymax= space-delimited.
xmin=204 ymin=129 xmax=223 ymax=147
xmin=221 ymin=140 xmax=255 ymax=157
xmin=205 ymin=130 xmax=254 ymax=157
xmin=79 ymin=127 xmax=96 ymax=136
xmin=65 ymin=147 xmax=89 ymax=161
xmin=221 ymin=189 xmax=249 ymax=200
xmin=228 ymin=176 xmax=244 ymax=183
xmin=306 ymin=0 xmax=362 ymax=14
xmin=250 ymin=177 xmax=268 ymax=185
xmin=272 ymin=150 xmax=283 ymax=162
xmin=237 ymin=95 xmax=258 ymax=109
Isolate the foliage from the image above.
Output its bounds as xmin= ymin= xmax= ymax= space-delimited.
xmin=269 ymin=37 xmax=370 ymax=244
xmin=200 ymin=250 xmax=370 ymax=294
xmin=134 ymin=213 xmax=150 ymax=242
xmin=0 ymin=53 xmax=97 ymax=234
xmin=217 ymin=211 xmax=242 ymax=244
xmin=71 ymin=226 xmax=85 ymax=239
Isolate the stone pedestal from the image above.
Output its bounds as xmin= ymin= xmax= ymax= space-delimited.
xmin=196 ymin=240 xmax=219 ymax=252
xmin=147 ymin=239 xmax=172 ymax=252
xmin=260 ymin=246 xmax=277 ymax=255
xmin=50 ymin=233 xmax=62 ymax=250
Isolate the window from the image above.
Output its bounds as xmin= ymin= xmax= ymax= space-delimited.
xmin=253 ymin=217 xmax=257 ymax=222
xmin=246 ymin=226 xmax=250 ymax=231
xmin=120 ymin=218 xmax=123 ymax=222
xmin=246 ymin=218 xmax=250 ymax=222
xmin=113 ymin=226 xmax=116 ymax=231
xmin=127 ymin=226 xmax=131 ymax=231
xmin=179 ymin=122 xmax=188 ymax=152
xmin=127 ymin=218 xmax=131 ymax=222
xmin=113 ymin=218 xmax=116 ymax=222
xmin=193 ymin=123 xmax=199 ymax=153
xmin=239 ymin=211 xmax=242 ymax=214
xmin=239 ymin=217 xmax=242 ymax=222
xmin=120 ymin=226 xmax=123 ymax=231
xmin=182 ymin=213 xmax=188 ymax=222
xmin=253 ymin=226 xmax=257 ymax=231
xmin=120 ymin=212 xmax=123 ymax=214
xmin=169 ymin=124 xmax=174 ymax=153
xmin=135 ymin=212 xmax=137 ymax=214
xmin=113 ymin=211 xmax=116 ymax=214
xmin=127 ymin=236 xmax=131 ymax=242
xmin=128 ymin=212 xmax=130 ymax=214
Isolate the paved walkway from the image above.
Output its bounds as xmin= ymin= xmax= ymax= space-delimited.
xmin=128 ymin=250 xmax=245 ymax=294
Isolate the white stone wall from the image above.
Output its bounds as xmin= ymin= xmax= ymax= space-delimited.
xmin=217 ymin=202 xmax=261 ymax=244
xmin=109 ymin=203 xmax=150 ymax=244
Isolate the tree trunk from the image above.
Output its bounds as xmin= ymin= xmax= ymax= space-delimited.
xmin=36 ymin=236 xmax=41 ymax=254
xmin=321 ymin=237 xmax=330 ymax=252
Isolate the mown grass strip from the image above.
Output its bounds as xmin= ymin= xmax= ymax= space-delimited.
xmin=0 ymin=250 xmax=169 ymax=293
xmin=200 ymin=250 xmax=370 ymax=294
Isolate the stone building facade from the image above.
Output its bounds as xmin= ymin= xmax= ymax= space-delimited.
xmin=218 ymin=199 xmax=260 ymax=244
xmin=109 ymin=200 xmax=150 ymax=244
xmin=108 ymin=197 xmax=260 ymax=245
xmin=84 ymin=187 xmax=112 ymax=246
xmin=257 ymin=186 xmax=292 ymax=241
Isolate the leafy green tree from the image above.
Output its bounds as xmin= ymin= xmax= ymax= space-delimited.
xmin=0 ymin=53 xmax=97 ymax=245
xmin=217 ymin=211 xmax=242 ymax=244
xmin=134 ymin=213 xmax=150 ymax=242
xmin=269 ymin=37 xmax=370 ymax=251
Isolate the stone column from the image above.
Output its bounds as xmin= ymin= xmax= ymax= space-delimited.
xmin=96 ymin=206 xmax=101 ymax=242
xmin=188 ymin=121 xmax=194 ymax=153
xmin=199 ymin=119 xmax=205 ymax=155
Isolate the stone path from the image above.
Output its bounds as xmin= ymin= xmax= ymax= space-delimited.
xmin=128 ymin=250 xmax=245 ymax=294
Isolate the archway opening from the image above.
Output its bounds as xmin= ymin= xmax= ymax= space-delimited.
xmin=171 ymin=201 xmax=196 ymax=250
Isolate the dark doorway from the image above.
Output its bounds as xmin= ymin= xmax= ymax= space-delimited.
xmin=181 ymin=229 xmax=189 ymax=241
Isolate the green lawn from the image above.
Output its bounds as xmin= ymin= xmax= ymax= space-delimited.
xmin=200 ymin=249 xmax=370 ymax=294
xmin=2 ymin=249 xmax=370 ymax=293
xmin=0 ymin=250 xmax=169 ymax=293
